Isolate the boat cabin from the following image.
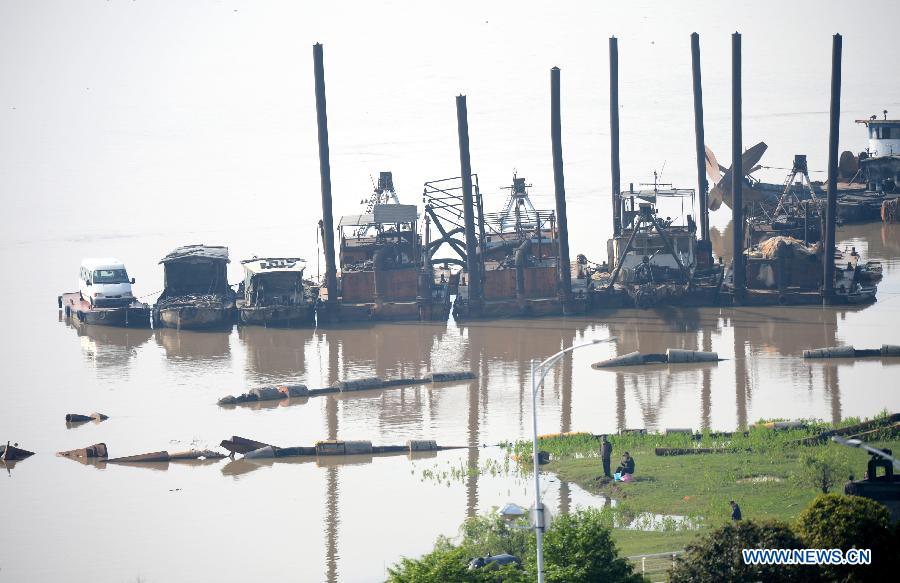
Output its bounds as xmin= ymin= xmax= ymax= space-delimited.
xmin=240 ymin=258 xmax=308 ymax=307
xmin=158 ymin=245 xmax=231 ymax=299
xmin=608 ymin=184 xmax=697 ymax=284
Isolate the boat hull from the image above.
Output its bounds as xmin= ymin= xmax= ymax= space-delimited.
xmin=238 ymin=304 xmax=316 ymax=327
xmin=60 ymin=292 xmax=151 ymax=328
xmin=154 ymin=305 xmax=234 ymax=330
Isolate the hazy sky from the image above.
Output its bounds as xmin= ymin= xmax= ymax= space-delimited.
xmin=2 ymin=0 xmax=898 ymax=263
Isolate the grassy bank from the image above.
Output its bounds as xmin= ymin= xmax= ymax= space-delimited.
xmin=508 ymin=414 xmax=898 ymax=557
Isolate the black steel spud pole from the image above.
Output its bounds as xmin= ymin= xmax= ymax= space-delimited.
xmin=691 ymin=32 xmax=710 ymax=246
xmin=823 ymin=34 xmax=842 ymax=303
xmin=609 ymin=37 xmax=622 ymax=237
xmin=551 ymin=67 xmax=572 ymax=302
xmin=313 ymin=43 xmax=338 ymax=308
xmin=731 ymin=33 xmax=745 ymax=295
xmin=456 ymin=95 xmax=481 ymax=303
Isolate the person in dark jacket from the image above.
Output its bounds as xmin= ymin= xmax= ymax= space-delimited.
xmin=615 ymin=452 xmax=635 ymax=475
xmin=600 ymin=435 xmax=613 ymax=478
xmin=730 ymin=500 xmax=742 ymax=521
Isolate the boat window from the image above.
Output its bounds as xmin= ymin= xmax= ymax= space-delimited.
xmin=92 ymin=269 xmax=130 ymax=284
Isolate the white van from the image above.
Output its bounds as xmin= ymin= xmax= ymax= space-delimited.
xmin=79 ymin=258 xmax=136 ymax=308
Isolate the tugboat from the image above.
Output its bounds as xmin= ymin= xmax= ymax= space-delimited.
xmin=153 ymin=245 xmax=235 ymax=330
xmin=58 ymin=258 xmax=151 ymax=328
xmin=236 ymin=257 xmax=317 ymax=327
xmin=595 ymin=176 xmax=722 ymax=308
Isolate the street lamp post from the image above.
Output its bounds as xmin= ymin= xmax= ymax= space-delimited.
xmin=531 ymin=337 xmax=615 ymax=583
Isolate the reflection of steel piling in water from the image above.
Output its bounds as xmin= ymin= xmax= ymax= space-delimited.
xmin=824 ymin=34 xmax=842 ymax=303
xmin=690 ymin=33 xmax=711 ymax=251
xmin=313 ymin=43 xmax=339 ymax=311
xmin=731 ymin=33 xmax=746 ymax=296
xmin=609 ymin=38 xmax=622 ymax=237
xmin=456 ymin=95 xmax=482 ymax=307
xmin=550 ymin=67 xmax=572 ymax=303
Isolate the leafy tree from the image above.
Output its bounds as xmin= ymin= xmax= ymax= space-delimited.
xmin=541 ymin=508 xmax=643 ymax=583
xmin=669 ymin=520 xmax=817 ymax=583
xmin=795 ymin=493 xmax=897 ymax=582
xmin=388 ymin=508 xmax=642 ymax=583
xmin=795 ymin=447 xmax=850 ymax=494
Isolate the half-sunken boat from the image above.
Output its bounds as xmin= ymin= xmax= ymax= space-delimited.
xmin=153 ymin=245 xmax=235 ymax=330
xmin=317 ymin=172 xmax=451 ymax=322
xmin=593 ymin=177 xmax=723 ymax=309
xmin=732 ymin=236 xmax=878 ymax=306
xmin=58 ymin=258 xmax=151 ymax=328
xmin=236 ymin=257 xmax=316 ymax=327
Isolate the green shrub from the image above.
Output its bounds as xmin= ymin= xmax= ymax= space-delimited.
xmin=541 ymin=508 xmax=644 ymax=583
xmin=795 ymin=493 xmax=897 ymax=581
xmin=669 ymin=520 xmax=816 ymax=582
xmin=794 ymin=447 xmax=851 ymax=494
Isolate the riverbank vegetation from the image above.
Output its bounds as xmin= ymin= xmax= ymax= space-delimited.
xmin=510 ymin=412 xmax=898 ymax=556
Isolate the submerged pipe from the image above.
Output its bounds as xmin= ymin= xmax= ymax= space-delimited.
xmin=456 ymin=95 xmax=481 ymax=304
xmin=313 ymin=44 xmax=338 ymax=307
xmin=690 ymin=33 xmax=710 ymax=247
xmin=609 ymin=37 xmax=622 ymax=237
xmin=551 ymin=67 xmax=573 ymax=301
xmin=824 ymin=34 xmax=842 ymax=302
xmin=731 ymin=33 xmax=745 ymax=295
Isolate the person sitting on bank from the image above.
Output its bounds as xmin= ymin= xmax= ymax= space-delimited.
xmin=615 ymin=452 xmax=635 ymax=476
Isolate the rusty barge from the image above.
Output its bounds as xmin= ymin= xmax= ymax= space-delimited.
xmin=153 ymin=245 xmax=236 ymax=330
xmin=236 ymin=257 xmax=317 ymax=327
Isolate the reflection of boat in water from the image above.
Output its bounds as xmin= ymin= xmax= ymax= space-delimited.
xmin=65 ymin=317 xmax=153 ymax=369
xmin=153 ymin=245 xmax=236 ymax=330
xmin=238 ymin=325 xmax=315 ymax=381
xmin=153 ymin=327 xmax=231 ymax=361
xmin=236 ymin=257 xmax=316 ymax=327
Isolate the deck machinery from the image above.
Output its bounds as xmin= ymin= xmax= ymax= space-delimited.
xmin=425 ymin=174 xmax=575 ymax=318
xmin=317 ymin=172 xmax=451 ymax=322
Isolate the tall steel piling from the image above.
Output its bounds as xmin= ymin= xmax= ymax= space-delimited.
xmin=313 ymin=43 xmax=339 ymax=310
xmin=456 ymin=95 xmax=481 ymax=305
xmin=823 ymin=34 xmax=842 ymax=303
xmin=609 ymin=37 xmax=622 ymax=237
xmin=731 ymin=33 xmax=745 ymax=296
xmin=551 ymin=67 xmax=573 ymax=303
xmin=691 ymin=33 xmax=711 ymax=253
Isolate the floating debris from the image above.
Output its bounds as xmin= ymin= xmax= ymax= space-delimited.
xmin=58 ymin=443 xmax=108 ymax=459
xmin=221 ymin=435 xmax=455 ymax=459
xmin=65 ymin=412 xmax=109 ymax=425
xmin=803 ymin=344 xmax=900 ymax=359
xmin=218 ymin=372 xmax=475 ymax=407
xmin=592 ymin=349 xmax=720 ymax=368
xmin=1 ymin=441 xmax=35 ymax=462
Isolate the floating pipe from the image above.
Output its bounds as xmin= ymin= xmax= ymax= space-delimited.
xmin=823 ymin=34 xmax=842 ymax=302
xmin=456 ymin=95 xmax=481 ymax=304
xmin=609 ymin=38 xmax=622 ymax=237
xmin=803 ymin=345 xmax=899 ymax=359
xmin=550 ymin=67 xmax=572 ymax=302
xmin=313 ymin=44 xmax=339 ymax=309
xmin=731 ymin=32 xmax=745 ymax=295
xmin=592 ymin=349 xmax=721 ymax=368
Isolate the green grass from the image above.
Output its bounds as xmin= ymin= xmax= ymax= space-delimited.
xmin=506 ymin=414 xmax=898 ymax=557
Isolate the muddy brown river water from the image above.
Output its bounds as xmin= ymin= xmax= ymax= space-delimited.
xmin=3 ymin=2 xmax=900 ymax=581
xmin=1 ymin=222 xmax=898 ymax=582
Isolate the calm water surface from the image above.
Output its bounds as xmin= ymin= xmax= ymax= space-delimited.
xmin=2 ymin=1 xmax=900 ymax=582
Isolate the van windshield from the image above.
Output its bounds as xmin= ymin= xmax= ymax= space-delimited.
xmin=92 ymin=269 xmax=130 ymax=284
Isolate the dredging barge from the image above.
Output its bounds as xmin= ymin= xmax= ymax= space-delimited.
xmin=591 ymin=178 xmax=723 ymax=309
xmin=315 ymin=172 xmax=451 ymax=323
xmin=236 ymin=257 xmax=316 ymax=327
xmin=153 ymin=245 xmax=235 ymax=330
